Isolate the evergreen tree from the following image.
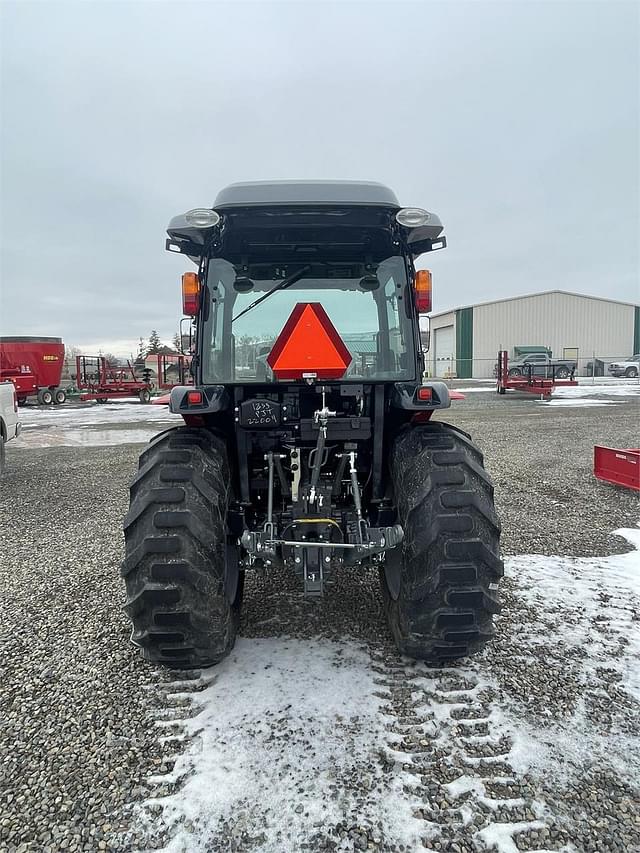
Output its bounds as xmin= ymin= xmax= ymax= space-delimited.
xmin=147 ymin=330 xmax=162 ymax=354
xmin=172 ymin=332 xmax=182 ymax=352
xmin=136 ymin=336 xmax=147 ymax=360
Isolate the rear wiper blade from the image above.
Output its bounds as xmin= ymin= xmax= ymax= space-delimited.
xmin=232 ymin=265 xmax=311 ymax=323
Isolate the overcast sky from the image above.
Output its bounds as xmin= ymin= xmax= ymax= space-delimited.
xmin=1 ymin=0 xmax=638 ymax=356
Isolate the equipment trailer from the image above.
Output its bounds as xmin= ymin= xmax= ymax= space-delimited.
xmin=122 ymin=182 xmax=503 ymax=668
xmin=76 ymin=356 xmax=152 ymax=403
xmin=496 ymin=350 xmax=577 ymax=398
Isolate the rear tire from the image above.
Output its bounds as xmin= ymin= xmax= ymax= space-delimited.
xmin=38 ymin=389 xmax=54 ymax=405
xmin=54 ymin=389 xmax=67 ymax=404
xmin=555 ymin=366 xmax=570 ymax=379
xmin=381 ymin=422 xmax=503 ymax=661
xmin=122 ymin=427 xmax=243 ymax=668
xmin=625 ymin=366 xmax=638 ymax=378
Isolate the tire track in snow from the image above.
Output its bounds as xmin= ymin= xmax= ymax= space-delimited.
xmin=133 ymin=639 xmax=427 ymax=852
xmin=135 ymin=649 xmax=565 ymax=853
xmin=371 ymin=654 xmax=567 ymax=853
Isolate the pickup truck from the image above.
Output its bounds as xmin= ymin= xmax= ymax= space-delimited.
xmin=607 ymin=354 xmax=639 ymax=378
xmin=0 ymin=381 xmax=21 ymax=474
xmin=507 ymin=351 xmax=576 ymax=379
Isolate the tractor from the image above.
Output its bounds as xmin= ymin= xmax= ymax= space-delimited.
xmin=122 ymin=181 xmax=502 ymax=668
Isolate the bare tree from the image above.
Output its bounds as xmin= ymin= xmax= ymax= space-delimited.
xmin=62 ymin=345 xmax=81 ymax=380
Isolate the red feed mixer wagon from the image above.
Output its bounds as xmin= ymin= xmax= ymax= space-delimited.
xmin=0 ymin=336 xmax=67 ymax=405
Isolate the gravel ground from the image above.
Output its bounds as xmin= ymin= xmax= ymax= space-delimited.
xmin=0 ymin=392 xmax=638 ymax=852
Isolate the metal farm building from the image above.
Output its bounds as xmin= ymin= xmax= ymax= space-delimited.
xmin=427 ymin=290 xmax=640 ymax=379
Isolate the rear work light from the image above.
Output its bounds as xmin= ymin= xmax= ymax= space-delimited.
xmin=396 ymin=207 xmax=431 ymax=227
xmin=182 ymin=272 xmax=201 ymax=315
xmin=187 ymin=390 xmax=203 ymax=405
xmin=185 ymin=208 xmax=220 ymax=228
xmin=414 ymin=269 xmax=432 ymax=313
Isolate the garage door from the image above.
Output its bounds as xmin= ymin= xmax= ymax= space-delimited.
xmin=434 ymin=325 xmax=455 ymax=377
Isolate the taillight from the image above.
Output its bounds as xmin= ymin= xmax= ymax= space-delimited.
xmin=182 ymin=272 xmax=201 ymax=315
xmin=414 ymin=269 xmax=432 ymax=313
xmin=416 ymin=386 xmax=432 ymax=401
xmin=187 ymin=390 xmax=203 ymax=405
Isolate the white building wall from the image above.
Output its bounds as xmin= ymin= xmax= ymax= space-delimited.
xmin=472 ymin=292 xmax=635 ymax=378
xmin=426 ymin=311 xmax=456 ymax=377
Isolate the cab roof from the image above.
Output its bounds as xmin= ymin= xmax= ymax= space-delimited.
xmin=166 ymin=181 xmax=445 ymax=262
xmin=214 ymin=181 xmax=400 ymax=209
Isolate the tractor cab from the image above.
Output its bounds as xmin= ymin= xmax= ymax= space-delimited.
xmin=167 ymin=181 xmax=445 ymax=386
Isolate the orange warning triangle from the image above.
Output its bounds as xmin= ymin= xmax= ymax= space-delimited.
xmin=267 ymin=303 xmax=352 ymax=380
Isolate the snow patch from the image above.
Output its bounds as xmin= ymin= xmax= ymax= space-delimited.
xmin=13 ymin=402 xmax=181 ymax=447
xmin=538 ymin=398 xmax=619 ymax=407
xmin=504 ymin=527 xmax=640 ymax=776
xmin=146 ymin=638 xmax=423 ymax=853
xmin=552 ymin=384 xmax=640 ymax=398
xmin=476 ymin=820 xmax=546 ymax=853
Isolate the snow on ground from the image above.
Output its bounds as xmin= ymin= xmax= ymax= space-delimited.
xmin=13 ymin=402 xmax=180 ymax=448
xmin=452 ymin=381 xmax=639 ymax=406
xmin=139 ymin=529 xmax=640 ymax=853
xmin=538 ymin=398 xmax=619 ymax=407
xmin=144 ymin=639 xmax=422 ymax=853
xmin=551 ymin=384 xmax=640 ymax=399
xmin=505 ymin=527 xmax=640 ymax=774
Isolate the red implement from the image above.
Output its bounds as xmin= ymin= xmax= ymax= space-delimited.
xmin=156 ymin=353 xmax=192 ymax=389
xmin=152 ymin=393 xmax=171 ymax=406
xmin=594 ymin=446 xmax=640 ymax=491
xmin=0 ymin=336 xmax=65 ymax=399
xmin=496 ymin=350 xmax=577 ymax=398
xmin=76 ymin=355 xmax=152 ymax=403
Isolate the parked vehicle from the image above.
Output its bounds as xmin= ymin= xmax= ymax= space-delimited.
xmin=507 ymin=351 xmax=576 ymax=379
xmin=0 ymin=381 xmax=21 ymax=474
xmin=607 ymin=355 xmax=640 ymax=378
xmin=122 ymin=181 xmax=503 ymax=669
